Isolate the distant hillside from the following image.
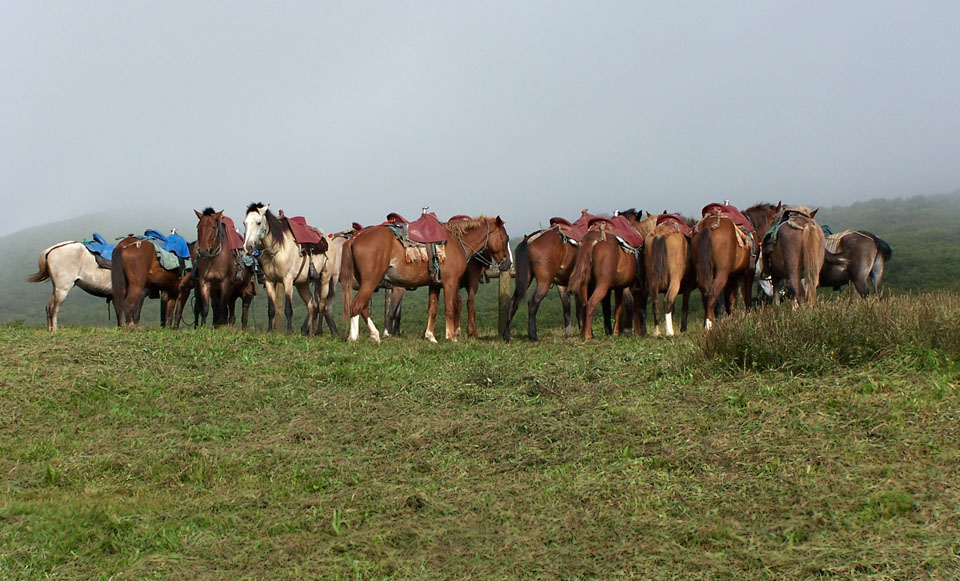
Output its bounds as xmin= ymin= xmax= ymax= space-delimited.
xmin=816 ymin=190 xmax=960 ymax=292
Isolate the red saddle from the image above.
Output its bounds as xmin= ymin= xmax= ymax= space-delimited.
xmin=447 ymin=214 xmax=471 ymax=222
xmin=587 ymin=215 xmax=645 ymax=248
xmin=656 ymin=213 xmax=694 ymax=238
xmin=221 ymin=216 xmax=245 ymax=251
xmin=386 ymin=212 xmax=448 ymax=243
xmin=549 ymin=212 xmax=599 ymax=242
xmin=285 ymin=216 xmax=325 ymax=245
xmin=700 ymin=203 xmax=755 ymax=233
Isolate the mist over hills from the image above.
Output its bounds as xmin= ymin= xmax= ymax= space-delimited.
xmin=2 ymin=190 xmax=958 ymax=327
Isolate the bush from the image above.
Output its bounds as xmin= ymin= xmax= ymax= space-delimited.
xmin=698 ymin=292 xmax=960 ymax=373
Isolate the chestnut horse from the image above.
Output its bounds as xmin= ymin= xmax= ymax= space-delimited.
xmin=341 ymin=216 xmax=509 ymax=343
xmin=568 ymin=211 xmax=657 ymax=339
xmin=762 ymin=206 xmax=837 ymax=306
xmin=242 ymin=203 xmax=330 ymax=335
xmin=644 ymin=214 xmax=696 ymax=337
xmin=194 ymin=208 xmax=257 ymax=330
xmin=820 ymin=230 xmax=892 ymax=298
xmin=692 ymin=203 xmax=778 ymax=329
xmin=111 ymin=236 xmax=191 ymax=327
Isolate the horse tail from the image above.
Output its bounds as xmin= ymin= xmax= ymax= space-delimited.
xmin=111 ymin=244 xmax=129 ymax=318
xmin=868 ymin=233 xmax=892 ymax=294
xmin=802 ymin=225 xmax=822 ymax=304
xmin=340 ymin=239 xmax=356 ymax=320
xmin=649 ymin=235 xmax=668 ymax=292
xmin=871 ymin=233 xmax=892 ymax=262
xmin=26 ymin=248 xmax=53 ymax=283
xmin=695 ymin=229 xmax=714 ymax=292
xmin=567 ymin=238 xmax=594 ymax=301
xmin=511 ymin=238 xmax=532 ymax=303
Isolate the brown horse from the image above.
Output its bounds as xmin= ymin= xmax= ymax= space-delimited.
xmin=820 ymin=231 xmax=892 ymax=298
xmin=762 ymin=206 xmax=837 ymax=306
xmin=341 ymin=216 xmax=509 ymax=342
xmin=111 ymin=236 xmax=191 ymax=327
xmin=194 ymin=208 xmax=257 ymax=330
xmin=644 ymin=214 xmax=696 ymax=336
xmin=567 ymin=211 xmax=657 ymax=339
xmin=692 ymin=203 xmax=778 ymax=329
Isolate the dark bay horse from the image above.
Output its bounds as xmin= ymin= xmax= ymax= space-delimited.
xmin=567 ymin=211 xmax=657 ymax=339
xmin=692 ymin=203 xmax=778 ymax=329
xmin=194 ymin=208 xmax=257 ymax=330
xmin=644 ymin=214 xmax=696 ymax=336
xmin=341 ymin=216 xmax=509 ymax=342
xmin=820 ymin=231 xmax=892 ymax=298
xmin=111 ymin=236 xmax=191 ymax=327
xmin=762 ymin=206 xmax=838 ymax=306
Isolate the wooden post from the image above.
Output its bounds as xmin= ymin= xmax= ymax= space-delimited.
xmin=497 ymin=268 xmax=512 ymax=337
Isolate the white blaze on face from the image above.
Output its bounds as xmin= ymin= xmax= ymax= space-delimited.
xmin=243 ymin=212 xmax=258 ymax=251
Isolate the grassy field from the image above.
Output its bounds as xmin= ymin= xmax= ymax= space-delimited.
xmin=1 ymin=295 xmax=958 ymax=579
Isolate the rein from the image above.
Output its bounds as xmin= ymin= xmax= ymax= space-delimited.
xmin=456 ymin=222 xmax=503 ymax=269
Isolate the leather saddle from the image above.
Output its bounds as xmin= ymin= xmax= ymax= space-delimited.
xmin=386 ymin=212 xmax=447 ymax=243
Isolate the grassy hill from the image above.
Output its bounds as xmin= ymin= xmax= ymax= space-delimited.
xmin=1 ymin=294 xmax=957 ymax=578
xmin=3 ymin=190 xmax=960 ymax=330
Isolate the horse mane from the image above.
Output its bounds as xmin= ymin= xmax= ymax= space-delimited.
xmin=264 ymin=209 xmax=290 ymax=247
xmin=202 ymin=207 xmax=217 ymax=216
xmin=444 ymin=215 xmax=489 ymax=235
xmin=246 ymin=202 xmax=266 ymax=214
xmin=744 ymin=202 xmax=777 ymax=213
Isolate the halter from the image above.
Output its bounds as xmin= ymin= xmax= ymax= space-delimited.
xmin=245 ymin=212 xmax=272 ymax=255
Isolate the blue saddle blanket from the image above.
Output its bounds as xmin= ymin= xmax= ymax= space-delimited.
xmin=82 ymin=232 xmax=114 ymax=260
xmin=144 ymin=230 xmax=191 ymax=259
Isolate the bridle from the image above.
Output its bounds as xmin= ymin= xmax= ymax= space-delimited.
xmin=196 ymin=217 xmax=225 ymax=259
xmin=457 ymin=220 xmax=508 ymax=269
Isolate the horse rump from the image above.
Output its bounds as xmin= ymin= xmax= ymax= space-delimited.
xmin=26 ymin=250 xmax=51 ymax=283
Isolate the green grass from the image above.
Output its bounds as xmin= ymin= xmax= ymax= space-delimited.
xmin=1 ymin=301 xmax=959 ymax=578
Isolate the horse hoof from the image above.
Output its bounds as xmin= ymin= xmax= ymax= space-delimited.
xmin=370 ymin=332 xmax=381 ymax=344
xmin=424 ymin=331 xmax=438 ymax=343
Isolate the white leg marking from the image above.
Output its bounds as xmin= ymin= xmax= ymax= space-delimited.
xmin=424 ymin=330 xmax=437 ymax=343
xmin=349 ymin=315 xmax=360 ymax=341
xmin=704 ymin=318 xmax=713 ymax=331
xmin=365 ymin=317 xmax=381 ymax=343
xmin=653 ymin=325 xmax=661 ymax=337
xmin=665 ymin=313 xmax=675 ymax=336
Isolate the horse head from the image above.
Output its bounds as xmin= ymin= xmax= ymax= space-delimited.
xmin=243 ymin=203 xmax=270 ymax=254
xmin=195 ymin=207 xmax=224 ymax=258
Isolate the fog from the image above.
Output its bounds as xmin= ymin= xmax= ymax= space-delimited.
xmin=2 ymin=1 xmax=959 ymax=237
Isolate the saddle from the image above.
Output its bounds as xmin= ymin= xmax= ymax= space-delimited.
xmin=144 ymin=229 xmax=192 ymax=259
xmin=548 ymin=211 xmax=600 ymax=243
xmin=221 ymin=216 xmax=245 ymax=251
xmin=386 ymin=212 xmax=447 ymax=243
xmin=824 ymin=230 xmax=855 ymax=253
xmin=82 ymin=232 xmax=115 ymax=261
xmin=586 ymin=215 xmax=646 ymax=248
xmin=655 ymin=214 xmax=694 ymax=238
xmin=283 ymin=216 xmax=328 ymax=254
xmin=699 ymin=203 xmax=755 ymax=233
xmin=762 ymin=207 xmax=814 ymax=246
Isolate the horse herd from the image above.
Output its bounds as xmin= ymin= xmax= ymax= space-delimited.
xmin=27 ymin=201 xmax=891 ymax=340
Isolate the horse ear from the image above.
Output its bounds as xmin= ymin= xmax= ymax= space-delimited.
xmin=809 ymin=208 xmax=819 ymax=219
xmin=216 ymin=210 xmax=224 ymax=218
xmin=496 ymin=215 xmax=504 ymax=226
xmin=194 ymin=209 xmax=203 ymax=219
xmin=775 ymin=201 xmax=782 ymax=212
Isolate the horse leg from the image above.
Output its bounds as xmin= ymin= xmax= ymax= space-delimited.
xmin=650 ymin=286 xmax=661 ymax=337
xmin=385 ymin=287 xmax=404 ymax=337
xmin=557 ymin=285 xmax=574 ymax=338
xmin=296 ymin=283 xmax=315 ymax=336
xmin=680 ymin=289 xmax=691 ymax=333
xmin=425 ymin=287 xmax=440 ymax=343
xmin=359 ymin=291 xmax=380 ymax=343
xmin=240 ymin=294 xmax=251 ymax=331
xmin=198 ymin=280 xmax=212 ymax=327
xmin=601 ymin=291 xmax=613 ymax=336
xmin=526 ymin=280 xmax=551 ymax=342
xmin=443 ymin=279 xmax=460 ymax=342
xmin=583 ymin=282 xmax=610 ymax=340
xmin=466 ymin=283 xmax=479 ymax=339
xmin=633 ymin=287 xmax=648 ymax=336
xmin=453 ymin=289 xmax=463 ymax=338
xmin=47 ymin=285 xmax=71 ymax=332
xmin=612 ymin=288 xmax=624 ymax=336
xmin=281 ymin=281 xmax=296 ymax=333
xmin=704 ymin=269 xmax=729 ymax=330
xmin=264 ymin=281 xmax=279 ymax=331
xmin=664 ymin=276 xmax=683 ymax=337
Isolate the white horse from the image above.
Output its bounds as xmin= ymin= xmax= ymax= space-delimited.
xmin=27 ymin=241 xmax=114 ymax=331
xmin=242 ymin=203 xmax=332 ymax=334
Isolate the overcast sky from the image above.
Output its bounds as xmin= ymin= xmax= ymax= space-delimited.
xmin=2 ymin=1 xmax=959 ymax=237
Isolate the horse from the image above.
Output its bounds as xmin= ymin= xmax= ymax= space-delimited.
xmin=692 ymin=203 xmax=778 ymax=329
xmin=820 ymin=231 xmax=892 ymax=298
xmin=761 ymin=205 xmax=836 ymax=306
xmin=313 ymin=229 xmax=355 ymax=336
xmin=27 ymin=241 xmax=114 ymax=331
xmin=193 ymin=208 xmax=257 ymax=330
xmin=644 ymin=214 xmax=696 ymax=337
xmin=111 ymin=236 xmax=192 ymax=328
xmin=341 ymin=215 xmax=509 ymax=343
xmin=242 ymin=203 xmax=330 ymax=335
xmin=567 ymin=210 xmax=657 ymax=339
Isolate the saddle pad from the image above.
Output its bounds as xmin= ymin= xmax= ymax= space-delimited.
xmin=144 ymin=239 xmax=193 ymax=272
xmin=285 ymin=216 xmax=324 ymax=245
xmin=82 ymin=232 xmax=114 ymax=260
xmin=406 ymin=212 xmax=447 ymax=243
xmin=700 ymin=203 xmax=755 ymax=233
xmin=221 ymin=216 xmax=245 ymax=251
xmin=824 ymin=230 xmax=853 ymax=253
xmin=656 ymin=214 xmax=693 ymax=238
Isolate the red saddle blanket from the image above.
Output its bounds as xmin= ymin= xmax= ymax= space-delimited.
xmin=656 ymin=213 xmax=694 ymax=238
xmin=549 ymin=212 xmax=600 ymax=242
xmin=285 ymin=216 xmax=325 ymax=245
xmin=700 ymin=203 xmax=755 ymax=232
xmin=387 ymin=212 xmax=448 ymax=243
xmin=221 ymin=216 xmax=245 ymax=251
xmin=587 ymin=215 xmax=646 ymax=248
